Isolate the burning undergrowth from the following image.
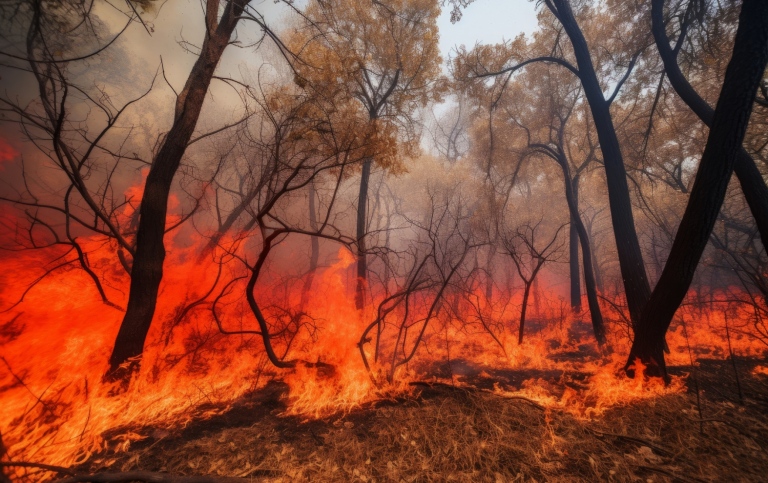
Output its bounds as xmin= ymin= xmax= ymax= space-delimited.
xmin=1 ymin=225 xmax=768 ymax=481
xmin=3 ymin=0 xmax=768 ymax=479
xmin=45 ymin=358 xmax=768 ymax=482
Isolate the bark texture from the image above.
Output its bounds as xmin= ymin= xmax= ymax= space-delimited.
xmin=301 ymin=181 xmax=320 ymax=308
xmin=560 ymin=158 xmax=606 ymax=346
xmin=568 ymin=177 xmax=582 ymax=312
xmin=355 ymin=157 xmax=373 ymax=309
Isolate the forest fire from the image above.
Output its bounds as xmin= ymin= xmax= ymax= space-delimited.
xmin=2 ymin=0 xmax=768 ymax=481
xmin=1 ymin=221 xmax=766 ymax=480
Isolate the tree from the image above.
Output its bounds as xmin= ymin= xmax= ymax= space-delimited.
xmin=358 ymin=176 xmax=481 ymax=383
xmin=452 ymin=0 xmax=654 ymax=329
xmin=209 ymin=78 xmax=369 ymax=369
xmin=292 ymin=0 xmax=445 ymax=309
xmin=300 ymin=179 xmax=321 ymax=309
xmin=541 ymin=0 xmax=653 ymax=328
xmin=502 ymin=220 xmax=565 ymax=344
xmin=108 ymin=0 xmax=253 ymax=378
xmin=453 ymin=34 xmax=607 ymax=345
xmin=651 ymin=0 xmax=768 ymax=253
xmin=626 ymin=0 xmax=768 ymax=378
xmin=525 ymin=102 xmax=607 ymax=346
xmin=0 ymin=0 xmax=149 ymax=309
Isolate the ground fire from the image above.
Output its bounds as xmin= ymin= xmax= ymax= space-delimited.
xmin=1 ymin=0 xmax=768 ymax=482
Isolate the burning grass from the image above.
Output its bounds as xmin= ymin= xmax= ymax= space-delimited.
xmin=3 ymin=228 xmax=768 ymax=481
xmin=44 ymin=358 xmax=766 ymax=483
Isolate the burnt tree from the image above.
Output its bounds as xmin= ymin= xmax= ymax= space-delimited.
xmin=568 ymin=178 xmax=581 ymax=312
xmin=545 ymin=0 xmax=652 ymax=327
xmin=627 ymin=0 xmax=768 ymax=378
xmin=652 ymin=0 xmax=768 ymax=252
xmin=108 ymin=0 xmax=251 ymax=377
xmin=503 ymin=221 xmax=565 ymax=345
xmin=471 ymin=0 xmax=653 ymax=328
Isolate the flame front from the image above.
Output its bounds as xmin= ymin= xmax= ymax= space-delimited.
xmin=1 ymin=189 xmax=767 ymax=479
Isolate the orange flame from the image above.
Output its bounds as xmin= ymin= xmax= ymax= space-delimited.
xmin=1 ymin=185 xmax=767 ymax=480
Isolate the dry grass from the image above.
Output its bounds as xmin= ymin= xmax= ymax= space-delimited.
xmin=75 ymin=359 xmax=768 ymax=483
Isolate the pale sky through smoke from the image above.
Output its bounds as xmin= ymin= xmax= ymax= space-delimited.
xmin=436 ymin=0 xmax=539 ymax=62
xmin=0 ymin=0 xmax=541 ymax=156
xmin=132 ymin=0 xmax=540 ymax=69
xmin=119 ymin=0 xmax=541 ymax=143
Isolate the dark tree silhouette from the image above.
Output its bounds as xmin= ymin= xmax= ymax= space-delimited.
xmin=0 ymin=0 xmax=148 ymax=309
xmin=503 ymin=220 xmax=565 ymax=345
xmin=108 ymin=0 xmax=252 ymax=378
xmin=468 ymin=0 xmax=653 ymax=328
xmin=651 ymin=0 xmax=768 ymax=253
xmin=543 ymin=0 xmax=653 ymax=327
xmin=627 ymin=0 xmax=768 ymax=379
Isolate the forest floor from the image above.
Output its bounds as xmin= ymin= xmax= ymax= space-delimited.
xmin=71 ymin=357 xmax=768 ymax=483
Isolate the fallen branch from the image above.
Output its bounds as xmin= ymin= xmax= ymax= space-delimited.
xmin=479 ymin=390 xmax=547 ymax=411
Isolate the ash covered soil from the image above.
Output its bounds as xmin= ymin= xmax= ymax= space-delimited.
xmin=76 ymin=358 xmax=768 ymax=483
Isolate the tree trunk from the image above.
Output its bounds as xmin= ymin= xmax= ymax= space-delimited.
xmin=107 ymin=0 xmax=249 ymax=377
xmin=551 ymin=0 xmax=652 ymax=326
xmin=486 ymin=245 xmax=496 ymax=300
xmin=355 ymin=157 xmax=373 ymax=309
xmin=652 ymin=0 xmax=768 ymax=252
xmin=246 ymin=228 xmax=296 ymax=369
xmin=559 ymin=157 xmax=606 ymax=346
xmin=628 ymin=0 xmax=768 ymax=379
xmin=518 ymin=282 xmax=531 ymax=344
xmin=301 ymin=180 xmax=320 ymax=308
xmin=569 ymin=176 xmax=582 ymax=312
xmin=590 ymin=237 xmax=604 ymax=293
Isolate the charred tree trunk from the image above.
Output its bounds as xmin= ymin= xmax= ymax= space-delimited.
xmin=355 ymin=157 xmax=373 ymax=309
xmin=308 ymin=180 xmax=321 ymax=275
xmin=246 ymin=228 xmax=296 ymax=369
xmin=301 ymin=181 xmax=320 ymax=308
xmin=107 ymin=0 xmax=250 ymax=377
xmin=652 ymin=0 xmax=768 ymax=252
xmin=569 ymin=176 xmax=582 ymax=312
xmin=585 ymin=218 xmax=605 ymax=292
xmin=486 ymin=245 xmax=496 ymax=301
xmin=559 ymin=157 xmax=606 ymax=345
xmin=628 ymin=0 xmax=768 ymax=378
xmin=550 ymin=0 xmax=652 ymax=326
xmin=518 ymin=281 xmax=532 ymax=344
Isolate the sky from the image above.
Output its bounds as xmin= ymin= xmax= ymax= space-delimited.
xmin=436 ymin=0 xmax=539 ymax=62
